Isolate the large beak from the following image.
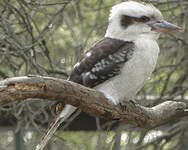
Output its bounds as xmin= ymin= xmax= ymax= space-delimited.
xmin=148 ymin=20 xmax=182 ymax=33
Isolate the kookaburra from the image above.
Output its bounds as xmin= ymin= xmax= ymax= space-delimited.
xmin=36 ymin=1 xmax=182 ymax=150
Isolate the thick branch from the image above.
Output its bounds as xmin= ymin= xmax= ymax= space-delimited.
xmin=0 ymin=76 xmax=187 ymax=128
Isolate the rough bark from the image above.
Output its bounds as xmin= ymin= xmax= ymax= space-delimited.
xmin=0 ymin=75 xmax=187 ymax=128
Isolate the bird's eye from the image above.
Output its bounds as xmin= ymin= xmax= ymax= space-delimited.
xmin=140 ymin=16 xmax=150 ymax=22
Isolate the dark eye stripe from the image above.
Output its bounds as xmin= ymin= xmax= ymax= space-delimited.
xmin=120 ymin=15 xmax=133 ymax=28
xmin=120 ymin=15 xmax=150 ymax=29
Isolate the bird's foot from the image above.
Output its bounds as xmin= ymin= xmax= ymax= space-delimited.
xmin=119 ymin=99 xmax=137 ymax=111
xmin=129 ymin=99 xmax=137 ymax=105
xmin=119 ymin=103 xmax=127 ymax=111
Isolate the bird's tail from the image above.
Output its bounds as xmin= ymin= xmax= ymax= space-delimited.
xmin=35 ymin=104 xmax=77 ymax=150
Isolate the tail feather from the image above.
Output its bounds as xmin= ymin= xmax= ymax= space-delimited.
xmin=35 ymin=105 xmax=77 ymax=150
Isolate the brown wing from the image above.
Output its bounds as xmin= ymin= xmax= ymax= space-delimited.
xmin=68 ymin=37 xmax=134 ymax=88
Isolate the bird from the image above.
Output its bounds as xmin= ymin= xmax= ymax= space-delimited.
xmin=36 ymin=1 xmax=182 ymax=150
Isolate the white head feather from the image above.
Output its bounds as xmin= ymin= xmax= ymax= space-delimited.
xmin=105 ymin=1 xmax=163 ymax=41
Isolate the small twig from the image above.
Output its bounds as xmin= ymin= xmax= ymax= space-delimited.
xmin=28 ymin=1 xmax=70 ymax=7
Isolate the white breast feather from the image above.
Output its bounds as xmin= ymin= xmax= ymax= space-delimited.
xmin=95 ymin=38 xmax=159 ymax=105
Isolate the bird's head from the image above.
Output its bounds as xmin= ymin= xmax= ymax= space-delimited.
xmin=105 ymin=1 xmax=182 ymax=41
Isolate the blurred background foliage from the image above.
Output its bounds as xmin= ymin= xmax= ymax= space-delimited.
xmin=0 ymin=0 xmax=188 ymax=150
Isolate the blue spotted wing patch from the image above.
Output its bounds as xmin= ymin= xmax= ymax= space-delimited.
xmin=68 ymin=37 xmax=135 ymax=88
xmin=82 ymin=46 xmax=134 ymax=87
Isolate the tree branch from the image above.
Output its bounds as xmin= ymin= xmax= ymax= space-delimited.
xmin=0 ymin=76 xmax=187 ymax=128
